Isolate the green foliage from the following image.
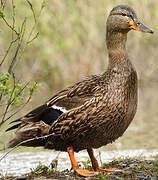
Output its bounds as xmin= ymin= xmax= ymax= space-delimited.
xmin=96 ymin=173 xmax=111 ymax=180
xmin=30 ymin=162 xmax=50 ymax=175
xmin=153 ymin=160 xmax=158 ymax=167
xmin=29 ymin=162 xmax=68 ymax=178
xmin=0 ymin=0 xmax=43 ymax=127
xmin=80 ymin=158 xmax=91 ymax=170
xmin=0 ymin=72 xmax=39 ymax=107
xmin=11 ymin=82 xmax=24 ymax=106
xmin=0 ymin=72 xmax=9 ymax=83
xmin=41 ymin=0 xmax=46 ymax=9
xmin=113 ymin=156 xmax=123 ymax=162
xmin=0 ymin=72 xmax=10 ymax=95
xmin=29 ymin=82 xmax=40 ymax=97
xmin=0 ymin=9 xmax=4 ymax=18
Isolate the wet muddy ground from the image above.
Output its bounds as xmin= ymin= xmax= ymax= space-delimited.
xmin=2 ymin=158 xmax=158 ymax=180
xmin=1 ymin=149 xmax=158 ymax=179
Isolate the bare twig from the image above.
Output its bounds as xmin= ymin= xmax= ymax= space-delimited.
xmin=0 ymin=73 xmax=16 ymax=125
xmin=13 ymin=1 xmax=45 ymax=70
xmin=1 ymin=0 xmax=7 ymax=9
xmin=26 ymin=0 xmax=36 ymax=23
xmin=0 ymin=0 xmax=45 ymax=128
xmin=0 ymin=80 xmax=30 ymax=126
xmin=27 ymin=32 xmax=39 ymax=44
xmin=1 ymin=94 xmax=31 ymax=123
xmin=8 ymin=43 xmax=21 ymax=74
xmin=26 ymin=1 xmax=44 ymax=44
xmin=2 ymin=17 xmax=19 ymax=36
xmin=0 ymin=92 xmax=31 ymax=120
xmin=98 ymin=151 xmax=103 ymax=167
xmin=0 ymin=133 xmax=53 ymax=161
xmin=8 ymin=18 xmax=26 ymax=74
xmin=0 ymin=37 xmax=19 ymax=67
xmin=11 ymin=0 xmax=15 ymax=40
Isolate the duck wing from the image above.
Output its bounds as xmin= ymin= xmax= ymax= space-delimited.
xmin=47 ymin=74 xmax=101 ymax=110
xmin=6 ymin=75 xmax=101 ymax=132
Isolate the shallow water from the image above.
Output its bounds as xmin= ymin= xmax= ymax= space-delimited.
xmin=0 ymin=149 xmax=158 ymax=177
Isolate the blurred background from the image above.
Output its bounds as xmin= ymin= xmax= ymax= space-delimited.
xmin=0 ymin=0 xmax=158 ymax=152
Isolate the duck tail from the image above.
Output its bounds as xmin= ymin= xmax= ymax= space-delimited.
xmin=7 ymin=121 xmax=50 ymax=148
xmin=6 ymin=103 xmax=65 ymax=149
xmin=6 ymin=104 xmax=51 ymax=148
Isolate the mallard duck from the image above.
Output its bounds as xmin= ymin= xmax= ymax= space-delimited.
xmin=6 ymin=5 xmax=153 ymax=177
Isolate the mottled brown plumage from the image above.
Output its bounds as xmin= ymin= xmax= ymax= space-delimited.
xmin=6 ymin=5 xmax=153 ymax=177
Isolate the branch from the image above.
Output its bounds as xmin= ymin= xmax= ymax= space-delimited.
xmin=27 ymin=32 xmax=39 ymax=44
xmin=2 ymin=17 xmax=19 ymax=36
xmin=0 ymin=0 xmax=7 ymax=10
xmin=11 ymin=0 xmax=15 ymax=40
xmin=1 ymin=91 xmax=31 ymax=123
xmin=26 ymin=0 xmax=36 ymax=23
xmin=0 ymin=37 xmax=19 ymax=67
xmin=8 ymin=18 xmax=26 ymax=74
xmin=0 ymin=80 xmax=30 ymax=126
xmin=0 ymin=133 xmax=54 ymax=162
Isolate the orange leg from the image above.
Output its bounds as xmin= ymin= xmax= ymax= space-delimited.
xmin=67 ymin=146 xmax=98 ymax=177
xmin=87 ymin=148 xmax=122 ymax=173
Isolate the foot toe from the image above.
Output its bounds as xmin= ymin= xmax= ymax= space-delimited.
xmin=98 ymin=168 xmax=122 ymax=173
xmin=75 ymin=169 xmax=99 ymax=177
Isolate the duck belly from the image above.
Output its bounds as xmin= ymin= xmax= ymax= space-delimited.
xmin=46 ymin=96 xmax=137 ymax=152
xmin=91 ymin=91 xmax=137 ymax=149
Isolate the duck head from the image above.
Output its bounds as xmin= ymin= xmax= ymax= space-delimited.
xmin=107 ymin=5 xmax=153 ymax=34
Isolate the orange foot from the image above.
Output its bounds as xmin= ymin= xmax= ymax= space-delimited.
xmin=75 ymin=168 xmax=121 ymax=177
xmin=75 ymin=169 xmax=99 ymax=177
xmin=87 ymin=148 xmax=122 ymax=174
xmin=97 ymin=168 xmax=122 ymax=173
xmin=67 ymin=146 xmax=122 ymax=177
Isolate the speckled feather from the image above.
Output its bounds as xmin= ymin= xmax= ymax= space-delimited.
xmin=7 ymin=5 xmax=139 ymax=152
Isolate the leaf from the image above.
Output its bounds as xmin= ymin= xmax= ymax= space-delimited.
xmin=29 ymin=82 xmax=40 ymax=96
xmin=0 ymin=72 xmax=10 ymax=83
xmin=0 ymin=9 xmax=4 ymax=18
xmin=41 ymin=0 xmax=46 ymax=9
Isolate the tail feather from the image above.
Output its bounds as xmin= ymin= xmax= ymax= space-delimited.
xmin=6 ymin=104 xmax=64 ymax=148
xmin=6 ymin=123 xmax=21 ymax=132
xmin=6 ymin=104 xmax=48 ymax=132
xmin=9 ymin=118 xmax=21 ymax=124
xmin=7 ymin=121 xmax=50 ymax=148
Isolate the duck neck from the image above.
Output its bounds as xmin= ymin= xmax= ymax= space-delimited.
xmin=106 ymin=31 xmax=128 ymax=68
xmin=106 ymin=31 xmax=127 ymax=51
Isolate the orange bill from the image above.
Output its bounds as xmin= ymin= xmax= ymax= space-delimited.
xmin=130 ymin=20 xmax=153 ymax=34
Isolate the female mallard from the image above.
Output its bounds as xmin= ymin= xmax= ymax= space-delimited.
xmin=6 ymin=5 xmax=153 ymax=177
